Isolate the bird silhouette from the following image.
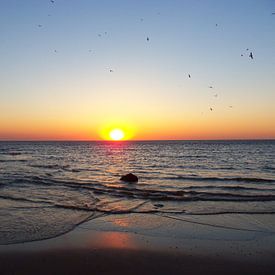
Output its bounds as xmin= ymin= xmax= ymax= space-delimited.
xmin=37 ymin=24 xmax=42 ymax=27
xmin=210 ymin=108 xmax=213 ymax=111
xmin=188 ymin=74 xmax=191 ymax=78
xmin=50 ymin=0 xmax=54 ymax=3
xmin=209 ymin=86 xmax=213 ymax=89
xmin=249 ymin=52 xmax=253 ymax=59
xmin=147 ymin=37 xmax=149 ymax=41
xmin=109 ymin=69 xmax=114 ymax=73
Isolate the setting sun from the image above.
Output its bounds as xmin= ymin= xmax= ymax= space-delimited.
xmin=109 ymin=129 xmax=125 ymax=141
xmin=99 ymin=120 xmax=136 ymax=141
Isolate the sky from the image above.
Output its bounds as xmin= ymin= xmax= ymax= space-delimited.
xmin=0 ymin=0 xmax=275 ymax=140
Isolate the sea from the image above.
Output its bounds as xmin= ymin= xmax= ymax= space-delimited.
xmin=0 ymin=140 xmax=274 ymax=244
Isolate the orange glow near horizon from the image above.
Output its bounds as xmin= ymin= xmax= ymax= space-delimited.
xmin=99 ymin=119 xmax=136 ymax=141
xmin=0 ymin=109 xmax=275 ymax=140
xmin=1 ymin=121 xmax=275 ymax=141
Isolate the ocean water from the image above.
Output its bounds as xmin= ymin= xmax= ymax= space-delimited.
xmin=0 ymin=140 xmax=274 ymax=244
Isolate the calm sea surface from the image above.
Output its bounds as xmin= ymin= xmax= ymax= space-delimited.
xmin=0 ymin=140 xmax=274 ymax=244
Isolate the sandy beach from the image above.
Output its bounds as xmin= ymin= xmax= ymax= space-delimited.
xmin=1 ymin=213 xmax=275 ymax=275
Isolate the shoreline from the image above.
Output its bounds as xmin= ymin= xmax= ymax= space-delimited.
xmin=1 ymin=213 xmax=275 ymax=274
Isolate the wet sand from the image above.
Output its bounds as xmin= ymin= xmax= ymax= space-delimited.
xmin=1 ymin=213 xmax=275 ymax=274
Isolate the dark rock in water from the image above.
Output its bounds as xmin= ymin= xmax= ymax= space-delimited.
xmin=120 ymin=173 xmax=138 ymax=182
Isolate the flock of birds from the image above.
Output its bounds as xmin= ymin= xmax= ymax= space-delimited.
xmin=240 ymin=48 xmax=253 ymax=59
xmin=35 ymin=0 xmax=272 ymax=113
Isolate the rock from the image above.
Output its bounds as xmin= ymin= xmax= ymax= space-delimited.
xmin=120 ymin=173 xmax=138 ymax=182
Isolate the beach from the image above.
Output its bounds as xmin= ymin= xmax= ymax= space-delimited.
xmin=1 ymin=141 xmax=275 ymax=274
xmin=1 ymin=212 xmax=275 ymax=275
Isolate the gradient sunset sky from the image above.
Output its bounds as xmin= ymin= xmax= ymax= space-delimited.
xmin=1 ymin=0 xmax=275 ymax=140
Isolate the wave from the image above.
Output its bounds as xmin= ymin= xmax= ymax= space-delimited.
xmin=30 ymin=164 xmax=83 ymax=173
xmin=2 ymin=191 xmax=275 ymax=219
xmin=3 ymin=173 xmax=275 ymax=204
xmin=0 ymin=150 xmax=23 ymax=155
xmin=165 ymin=175 xmax=275 ymax=183
xmin=30 ymin=164 xmax=70 ymax=170
xmin=7 ymin=176 xmax=55 ymax=186
xmin=184 ymin=185 xmax=275 ymax=192
xmin=186 ymin=211 xmax=275 ymax=215
xmin=176 ymin=155 xmax=209 ymax=159
xmin=117 ymin=189 xmax=275 ymax=202
xmin=263 ymin=165 xmax=275 ymax=171
xmin=7 ymin=152 xmax=22 ymax=156
xmin=0 ymin=194 xmax=53 ymax=205
xmin=0 ymin=159 xmax=27 ymax=163
xmin=53 ymin=200 xmax=152 ymax=214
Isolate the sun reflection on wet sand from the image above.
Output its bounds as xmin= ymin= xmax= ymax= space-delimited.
xmin=90 ymin=232 xmax=136 ymax=249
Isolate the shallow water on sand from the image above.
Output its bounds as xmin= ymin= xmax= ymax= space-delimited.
xmin=0 ymin=140 xmax=274 ymax=244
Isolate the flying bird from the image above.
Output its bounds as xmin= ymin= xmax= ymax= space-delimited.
xmin=147 ymin=37 xmax=149 ymax=41
xmin=214 ymin=94 xmax=218 ymax=98
xmin=210 ymin=108 xmax=213 ymax=111
xmin=249 ymin=52 xmax=253 ymax=59
xmin=241 ymin=54 xmax=243 ymax=57
xmin=50 ymin=0 xmax=54 ymax=3
xmin=188 ymin=74 xmax=191 ymax=78
xmin=37 ymin=24 xmax=42 ymax=27
xmin=229 ymin=106 xmax=233 ymax=108
xmin=209 ymin=86 xmax=213 ymax=89
xmin=109 ymin=69 xmax=114 ymax=73
xmin=215 ymin=23 xmax=218 ymax=27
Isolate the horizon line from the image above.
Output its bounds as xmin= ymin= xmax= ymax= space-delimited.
xmin=0 ymin=138 xmax=275 ymax=142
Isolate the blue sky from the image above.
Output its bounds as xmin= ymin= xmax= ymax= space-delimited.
xmin=0 ymin=0 xmax=275 ymax=139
